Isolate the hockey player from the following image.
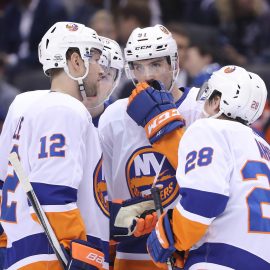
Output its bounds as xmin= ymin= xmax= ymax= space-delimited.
xmin=87 ymin=37 xmax=124 ymax=127
xmin=98 ymin=25 xmax=203 ymax=270
xmin=145 ymin=66 xmax=270 ymax=269
xmin=0 ymin=22 xmax=109 ymax=270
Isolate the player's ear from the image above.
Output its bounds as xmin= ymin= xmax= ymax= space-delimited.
xmin=212 ymin=95 xmax=221 ymax=112
xmin=70 ymin=52 xmax=83 ymax=68
xmin=68 ymin=52 xmax=85 ymax=75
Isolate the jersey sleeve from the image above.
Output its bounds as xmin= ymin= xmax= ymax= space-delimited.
xmin=152 ymin=128 xmax=185 ymax=170
xmin=172 ymin=119 xmax=232 ymax=251
xmin=24 ymin=105 xmax=89 ymax=249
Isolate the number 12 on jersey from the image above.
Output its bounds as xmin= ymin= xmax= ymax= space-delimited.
xmin=38 ymin=134 xmax=66 ymax=158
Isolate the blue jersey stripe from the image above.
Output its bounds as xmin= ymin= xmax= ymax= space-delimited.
xmin=5 ymin=233 xmax=54 ymax=269
xmin=185 ymin=242 xmax=270 ymax=270
xmin=5 ymin=233 xmax=110 ymax=269
xmin=180 ymin=188 xmax=229 ymax=218
xmin=175 ymin=87 xmax=190 ymax=108
xmin=30 ymin=183 xmax=77 ymax=205
xmin=87 ymin=235 xmax=109 ymax=263
xmin=117 ymin=235 xmax=148 ymax=254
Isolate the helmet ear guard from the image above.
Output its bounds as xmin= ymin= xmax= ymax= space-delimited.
xmin=201 ymin=65 xmax=267 ymax=125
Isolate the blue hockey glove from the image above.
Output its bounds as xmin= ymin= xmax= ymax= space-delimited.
xmin=66 ymin=239 xmax=104 ymax=270
xmin=110 ymin=197 xmax=157 ymax=241
xmin=147 ymin=211 xmax=176 ymax=269
xmin=127 ymin=80 xmax=185 ymax=144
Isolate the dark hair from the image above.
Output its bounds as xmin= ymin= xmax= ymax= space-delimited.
xmin=66 ymin=47 xmax=81 ymax=60
xmin=208 ymin=90 xmax=221 ymax=104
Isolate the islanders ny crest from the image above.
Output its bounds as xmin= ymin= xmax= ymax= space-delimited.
xmin=126 ymin=146 xmax=179 ymax=208
xmin=93 ymin=157 xmax=109 ymax=217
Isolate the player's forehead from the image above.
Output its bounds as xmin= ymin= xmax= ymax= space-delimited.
xmin=132 ymin=57 xmax=167 ymax=66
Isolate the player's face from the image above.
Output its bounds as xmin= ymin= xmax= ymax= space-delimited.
xmin=129 ymin=57 xmax=173 ymax=90
xmin=83 ymin=49 xmax=104 ymax=100
xmin=83 ymin=67 xmax=117 ymax=109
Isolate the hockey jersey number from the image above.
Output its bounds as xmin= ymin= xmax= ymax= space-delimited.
xmin=38 ymin=134 xmax=66 ymax=158
xmin=1 ymin=145 xmax=20 ymax=223
xmin=242 ymin=160 xmax=270 ymax=233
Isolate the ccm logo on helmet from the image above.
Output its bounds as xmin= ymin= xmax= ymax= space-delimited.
xmin=135 ymin=45 xmax=152 ymax=50
xmin=86 ymin=252 xmax=104 ymax=264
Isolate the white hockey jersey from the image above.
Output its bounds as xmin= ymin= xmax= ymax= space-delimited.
xmin=173 ymin=118 xmax=270 ymax=270
xmin=0 ymin=91 xmax=109 ymax=270
xmin=98 ymin=87 xmax=203 ymax=270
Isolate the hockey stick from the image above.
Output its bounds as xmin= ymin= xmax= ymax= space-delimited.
xmin=150 ymin=155 xmax=174 ymax=270
xmin=8 ymin=152 xmax=68 ymax=269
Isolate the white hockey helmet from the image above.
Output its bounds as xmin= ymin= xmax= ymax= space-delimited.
xmin=124 ymin=24 xmax=179 ymax=90
xmin=99 ymin=37 xmax=124 ymax=92
xmin=197 ymin=65 xmax=267 ymax=125
xmin=38 ymin=22 xmax=103 ymax=79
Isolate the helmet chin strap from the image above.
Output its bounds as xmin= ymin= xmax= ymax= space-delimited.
xmin=201 ymin=107 xmax=224 ymax=119
xmin=209 ymin=110 xmax=224 ymax=119
xmin=64 ymin=59 xmax=90 ymax=99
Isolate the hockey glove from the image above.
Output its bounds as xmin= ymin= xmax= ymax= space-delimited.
xmin=147 ymin=211 xmax=176 ymax=269
xmin=67 ymin=239 xmax=104 ymax=270
xmin=110 ymin=197 xmax=158 ymax=241
xmin=127 ymin=80 xmax=185 ymax=144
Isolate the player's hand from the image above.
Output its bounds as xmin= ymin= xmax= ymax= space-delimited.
xmin=110 ymin=197 xmax=158 ymax=241
xmin=67 ymin=239 xmax=104 ymax=270
xmin=127 ymin=80 xmax=185 ymax=144
xmin=146 ymin=211 xmax=176 ymax=269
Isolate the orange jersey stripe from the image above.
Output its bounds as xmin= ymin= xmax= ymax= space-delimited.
xmin=19 ymin=260 xmax=62 ymax=270
xmin=114 ymin=258 xmax=161 ymax=270
xmin=152 ymin=128 xmax=185 ymax=170
xmin=172 ymin=207 xmax=208 ymax=251
xmin=31 ymin=208 xmax=87 ymax=249
xmin=0 ymin=232 xmax=7 ymax=248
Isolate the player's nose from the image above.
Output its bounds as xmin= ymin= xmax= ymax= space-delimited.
xmin=143 ymin=69 xmax=156 ymax=82
xmin=98 ymin=64 xmax=105 ymax=75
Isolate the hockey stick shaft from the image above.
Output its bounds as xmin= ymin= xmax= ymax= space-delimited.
xmin=8 ymin=152 xmax=68 ymax=269
xmin=150 ymin=156 xmax=174 ymax=270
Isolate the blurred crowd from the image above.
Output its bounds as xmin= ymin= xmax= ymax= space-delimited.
xmin=0 ymin=0 xmax=270 ymax=138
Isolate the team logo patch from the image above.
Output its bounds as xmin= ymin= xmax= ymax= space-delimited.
xmin=93 ymin=157 xmax=109 ymax=217
xmin=126 ymin=146 xmax=179 ymax=208
xmin=224 ymin=66 xmax=236 ymax=73
xmin=66 ymin=23 xmax=79 ymax=31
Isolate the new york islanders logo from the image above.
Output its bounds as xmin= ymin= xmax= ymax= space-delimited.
xmin=224 ymin=66 xmax=236 ymax=73
xmin=93 ymin=157 xmax=109 ymax=217
xmin=66 ymin=23 xmax=79 ymax=32
xmin=126 ymin=146 xmax=179 ymax=208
